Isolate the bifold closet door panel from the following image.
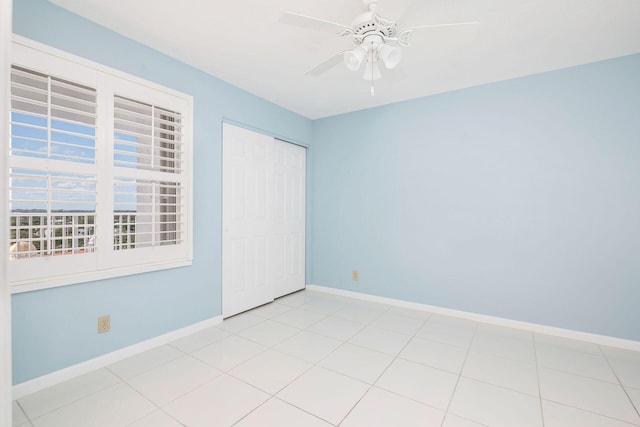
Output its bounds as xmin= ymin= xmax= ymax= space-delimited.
xmin=222 ymin=123 xmax=274 ymax=317
xmin=270 ymin=139 xmax=306 ymax=298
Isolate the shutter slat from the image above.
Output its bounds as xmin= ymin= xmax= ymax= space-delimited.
xmin=114 ymin=125 xmax=153 ymax=140
xmin=51 ymin=78 xmax=96 ymax=98
xmin=114 ymin=95 xmax=183 ymax=175
xmin=51 ymin=128 xmax=97 ymax=141
xmin=10 ymin=65 xmax=97 ymax=165
xmin=112 ymin=176 xmax=183 ymax=250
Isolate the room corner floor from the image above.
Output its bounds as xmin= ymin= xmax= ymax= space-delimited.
xmin=12 ymin=289 xmax=640 ymax=426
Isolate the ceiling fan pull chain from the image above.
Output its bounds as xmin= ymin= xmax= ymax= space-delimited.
xmin=370 ymin=40 xmax=375 ymax=96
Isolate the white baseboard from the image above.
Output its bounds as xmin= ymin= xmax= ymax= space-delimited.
xmin=12 ymin=315 xmax=223 ymax=399
xmin=306 ymin=284 xmax=640 ymax=352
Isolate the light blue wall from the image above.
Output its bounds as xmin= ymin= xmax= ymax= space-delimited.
xmin=12 ymin=0 xmax=313 ymax=383
xmin=12 ymin=0 xmax=640 ymax=386
xmin=311 ymin=54 xmax=640 ymax=341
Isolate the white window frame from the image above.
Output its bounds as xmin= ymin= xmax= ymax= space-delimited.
xmin=8 ymin=36 xmax=193 ymax=294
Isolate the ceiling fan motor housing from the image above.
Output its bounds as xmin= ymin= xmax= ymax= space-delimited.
xmin=351 ymin=10 xmax=398 ymax=48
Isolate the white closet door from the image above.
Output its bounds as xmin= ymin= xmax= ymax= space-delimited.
xmin=270 ymin=140 xmax=306 ymax=298
xmin=222 ymin=124 xmax=306 ymax=317
xmin=222 ymin=123 xmax=274 ymax=317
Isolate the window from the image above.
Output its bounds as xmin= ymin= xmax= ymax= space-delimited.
xmin=8 ymin=37 xmax=193 ymax=292
xmin=112 ymin=96 xmax=185 ymax=252
xmin=9 ymin=66 xmax=98 ymax=261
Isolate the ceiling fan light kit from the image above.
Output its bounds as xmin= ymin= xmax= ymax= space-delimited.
xmin=363 ymin=61 xmax=382 ymax=82
xmin=344 ymin=46 xmax=366 ymax=71
xmin=281 ymin=0 xmax=478 ymax=94
xmin=378 ymin=44 xmax=402 ymax=69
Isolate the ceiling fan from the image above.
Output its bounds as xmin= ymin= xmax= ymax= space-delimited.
xmin=280 ymin=0 xmax=479 ymax=95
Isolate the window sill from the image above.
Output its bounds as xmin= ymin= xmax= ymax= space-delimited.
xmin=9 ymin=258 xmax=193 ymax=294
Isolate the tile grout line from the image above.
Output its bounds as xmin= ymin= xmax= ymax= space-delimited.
xmin=224 ymin=297 xmax=372 ymax=426
xmin=597 ymin=344 xmax=640 ymax=421
xmin=277 ymin=305 xmax=371 ymax=427
xmin=122 ymin=379 xmax=180 ymax=426
xmin=17 ymin=371 xmax=125 ymax=423
xmin=122 ymin=348 xmax=242 ymax=423
xmin=230 ymin=395 xmax=336 ymax=427
xmin=439 ymin=320 xmax=479 ymax=427
xmin=334 ymin=313 xmax=429 ymax=426
xmin=108 ymin=366 xmax=166 ymax=418
xmin=106 ymin=345 xmax=188 ymax=384
xmin=15 ymin=400 xmax=32 ymax=426
xmin=532 ymin=332 xmax=546 ymax=427
xmin=540 ymin=398 xmax=640 ymax=427
xmin=166 ymin=328 xmax=231 ymax=354
xmin=302 ymin=302 xmax=393 ymax=426
xmin=442 ymin=374 xmax=540 ymax=400
xmin=243 ymin=297 xmax=428 ymax=426
xmin=228 ymin=298 xmax=374 ymax=427
xmin=125 ymin=350 xmax=233 ymax=418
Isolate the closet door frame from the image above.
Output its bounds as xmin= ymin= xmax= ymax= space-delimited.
xmin=222 ymin=123 xmax=306 ymax=318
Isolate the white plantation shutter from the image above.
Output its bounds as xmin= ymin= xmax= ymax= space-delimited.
xmin=8 ymin=38 xmax=192 ymax=292
xmin=112 ymin=95 xmax=186 ymax=253
xmin=10 ymin=66 xmax=97 ymax=163
xmin=9 ymin=66 xmax=98 ymax=277
xmin=9 ymin=169 xmax=97 ymax=258
xmin=113 ymin=96 xmax=184 ymax=173
xmin=113 ymin=179 xmax=183 ymax=249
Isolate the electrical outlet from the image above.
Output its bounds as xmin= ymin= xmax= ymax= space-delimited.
xmin=98 ymin=315 xmax=110 ymax=334
xmin=352 ymin=270 xmax=359 ymax=281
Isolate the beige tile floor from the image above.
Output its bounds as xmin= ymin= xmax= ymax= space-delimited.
xmin=12 ymin=289 xmax=640 ymax=426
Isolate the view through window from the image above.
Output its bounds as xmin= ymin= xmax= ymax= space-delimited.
xmin=9 ymin=66 xmax=97 ymax=259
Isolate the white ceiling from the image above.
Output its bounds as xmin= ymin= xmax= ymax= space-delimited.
xmin=50 ymin=0 xmax=640 ymax=119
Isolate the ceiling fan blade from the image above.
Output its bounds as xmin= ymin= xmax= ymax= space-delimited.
xmin=279 ymin=11 xmax=353 ymax=36
xmin=402 ymin=21 xmax=479 ymax=32
xmin=395 ymin=0 xmax=474 ymax=28
xmin=397 ymin=21 xmax=479 ymax=47
xmin=304 ymin=51 xmax=349 ymax=76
